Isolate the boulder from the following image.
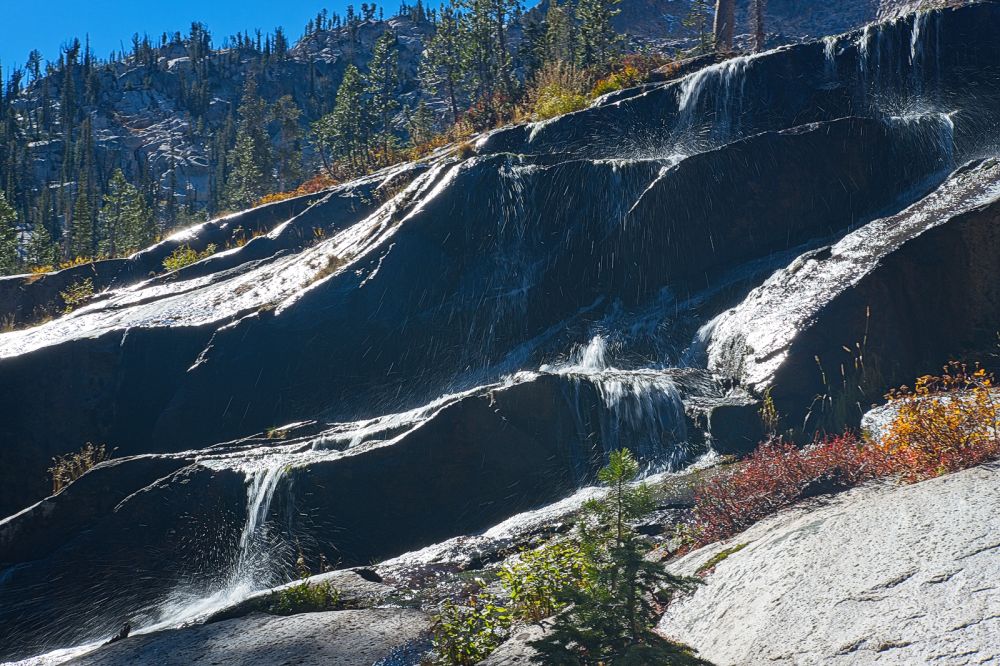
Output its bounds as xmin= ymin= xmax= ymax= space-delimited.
xmin=660 ymin=463 xmax=1000 ymax=665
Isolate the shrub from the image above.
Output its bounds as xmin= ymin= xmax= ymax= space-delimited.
xmin=689 ymin=435 xmax=873 ymax=547
xmin=591 ymin=64 xmax=643 ymax=98
xmin=879 ymin=362 xmax=999 ymax=482
xmin=60 ymin=278 xmax=95 ymax=313
xmin=431 ymin=595 xmax=511 ymax=666
xmin=690 ymin=362 xmax=1000 ymax=548
xmin=268 ymin=580 xmax=342 ymax=615
xmin=497 ymin=541 xmax=588 ymax=622
xmin=162 ymin=243 xmax=217 ymax=273
xmin=525 ymin=61 xmax=590 ymax=121
xmin=49 ymin=443 xmax=111 ymax=493
xmin=454 ymin=141 xmax=477 ymax=159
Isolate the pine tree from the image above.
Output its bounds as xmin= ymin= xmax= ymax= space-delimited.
xmin=530 ymin=450 xmax=710 ymax=664
xmin=26 ymin=220 xmax=57 ymax=269
xmin=69 ymin=183 xmax=93 ymax=259
xmin=683 ymin=0 xmax=715 ymax=54
xmin=577 ymin=0 xmax=620 ymax=69
xmin=367 ymin=30 xmax=401 ymax=159
xmin=272 ymin=96 xmax=303 ymax=191
xmin=544 ymin=2 xmax=577 ymax=66
xmin=419 ymin=2 xmax=465 ymax=123
xmin=312 ymin=65 xmax=369 ymax=176
xmin=225 ymin=74 xmax=273 ymax=208
xmin=406 ymin=100 xmax=436 ymax=146
xmin=0 ymin=191 xmax=18 ymax=274
xmin=713 ymin=0 xmax=736 ymax=53
xmin=99 ymin=169 xmax=154 ymax=257
xmin=752 ymin=0 xmax=767 ymax=53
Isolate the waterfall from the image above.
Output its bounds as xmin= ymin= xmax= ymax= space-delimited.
xmin=675 ymin=55 xmax=753 ymax=143
xmin=151 ymin=460 xmax=291 ymax=630
xmin=823 ymin=36 xmax=838 ymax=78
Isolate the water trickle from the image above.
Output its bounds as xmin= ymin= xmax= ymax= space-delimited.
xmin=675 ymin=56 xmax=753 ymax=143
xmin=823 ymin=36 xmax=838 ymax=77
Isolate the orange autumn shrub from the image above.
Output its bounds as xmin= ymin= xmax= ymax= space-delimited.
xmin=878 ymin=362 xmax=1000 ymax=482
xmin=255 ymin=174 xmax=342 ymax=207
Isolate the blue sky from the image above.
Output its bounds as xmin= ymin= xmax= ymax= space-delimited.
xmin=1 ymin=0 xmax=362 ymax=74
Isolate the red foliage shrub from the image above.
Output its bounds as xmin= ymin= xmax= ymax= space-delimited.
xmin=689 ymin=435 xmax=872 ymax=547
xmin=689 ymin=363 xmax=1000 ymax=549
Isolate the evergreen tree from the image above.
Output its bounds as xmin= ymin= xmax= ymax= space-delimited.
xmin=0 ymin=191 xmax=18 ymax=274
xmin=272 ymin=95 xmax=303 ymax=191
xmin=26 ymin=220 xmax=57 ymax=269
xmin=406 ymin=100 xmax=436 ymax=146
xmin=713 ymin=0 xmax=736 ymax=53
xmin=530 ymin=450 xmax=710 ymax=665
xmin=419 ymin=2 xmax=465 ymax=123
xmin=577 ymin=0 xmax=620 ymax=69
xmin=69 ymin=182 xmax=93 ymax=259
xmin=367 ymin=30 xmax=401 ymax=158
xmin=225 ymin=74 xmax=273 ymax=208
xmin=684 ymin=0 xmax=715 ymax=54
xmin=312 ymin=65 xmax=369 ymax=175
xmin=752 ymin=0 xmax=767 ymax=53
xmin=99 ymin=169 xmax=154 ymax=257
xmin=544 ymin=2 xmax=577 ymax=66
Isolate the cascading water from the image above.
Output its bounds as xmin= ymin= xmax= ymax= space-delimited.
xmin=10 ymin=6 xmax=1000 ymax=662
xmin=675 ymin=55 xmax=756 ymax=145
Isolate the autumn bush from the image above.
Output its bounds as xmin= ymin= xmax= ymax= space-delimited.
xmin=525 ymin=61 xmax=590 ymax=121
xmin=689 ymin=435 xmax=873 ymax=546
xmin=689 ymin=362 xmax=1000 ymax=548
xmin=162 ymin=243 xmax=217 ymax=273
xmin=878 ymin=362 xmax=1000 ymax=482
xmin=49 ymin=443 xmax=112 ymax=493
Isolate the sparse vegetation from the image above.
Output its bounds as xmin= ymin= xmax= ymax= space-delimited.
xmin=268 ymin=580 xmax=342 ymax=615
xmin=688 ymin=362 xmax=1000 ymax=549
xmin=49 ymin=443 xmax=112 ymax=493
xmin=162 ymin=243 xmax=217 ymax=273
xmin=60 ymin=278 xmax=95 ymax=313
xmin=431 ymin=594 xmax=512 ymax=665
xmin=497 ymin=541 xmax=588 ymax=622
xmin=696 ymin=543 xmax=748 ymax=575
xmin=431 ymin=450 xmax=706 ymax=665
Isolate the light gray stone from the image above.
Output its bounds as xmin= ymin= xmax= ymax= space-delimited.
xmin=66 ymin=608 xmax=430 ymax=666
xmin=659 ymin=464 xmax=1000 ymax=665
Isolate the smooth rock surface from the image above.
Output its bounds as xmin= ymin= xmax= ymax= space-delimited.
xmin=660 ymin=463 xmax=1000 ymax=665
xmin=64 ymin=609 xmax=429 ymax=666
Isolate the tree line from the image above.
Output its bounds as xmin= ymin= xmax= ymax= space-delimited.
xmin=0 ymin=0 xmax=767 ymax=276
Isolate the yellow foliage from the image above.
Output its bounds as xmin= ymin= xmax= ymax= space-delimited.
xmin=162 ymin=244 xmax=217 ymax=273
xmin=60 ymin=278 xmax=95 ymax=313
xmin=879 ymin=362 xmax=1000 ymax=482
xmin=49 ymin=443 xmax=112 ymax=493
xmin=591 ymin=65 xmax=643 ymax=98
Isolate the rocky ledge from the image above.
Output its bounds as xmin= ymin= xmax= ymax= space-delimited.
xmin=659 ymin=463 xmax=1000 ymax=665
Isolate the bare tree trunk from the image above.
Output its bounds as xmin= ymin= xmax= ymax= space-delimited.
xmin=753 ymin=0 xmax=767 ymax=53
xmin=713 ymin=0 xmax=736 ymax=53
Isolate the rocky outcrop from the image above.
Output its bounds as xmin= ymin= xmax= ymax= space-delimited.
xmin=660 ymin=463 xmax=1000 ymax=665
xmin=65 ymin=608 xmax=430 ymax=666
xmin=3 ymin=4 xmax=1000 ymax=661
xmin=706 ymin=158 xmax=1000 ymax=432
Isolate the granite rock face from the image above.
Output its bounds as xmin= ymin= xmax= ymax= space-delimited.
xmin=2 ymin=4 xmax=1000 ymax=662
xmin=660 ymin=463 xmax=1000 ymax=665
xmin=65 ymin=609 xmax=430 ymax=666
